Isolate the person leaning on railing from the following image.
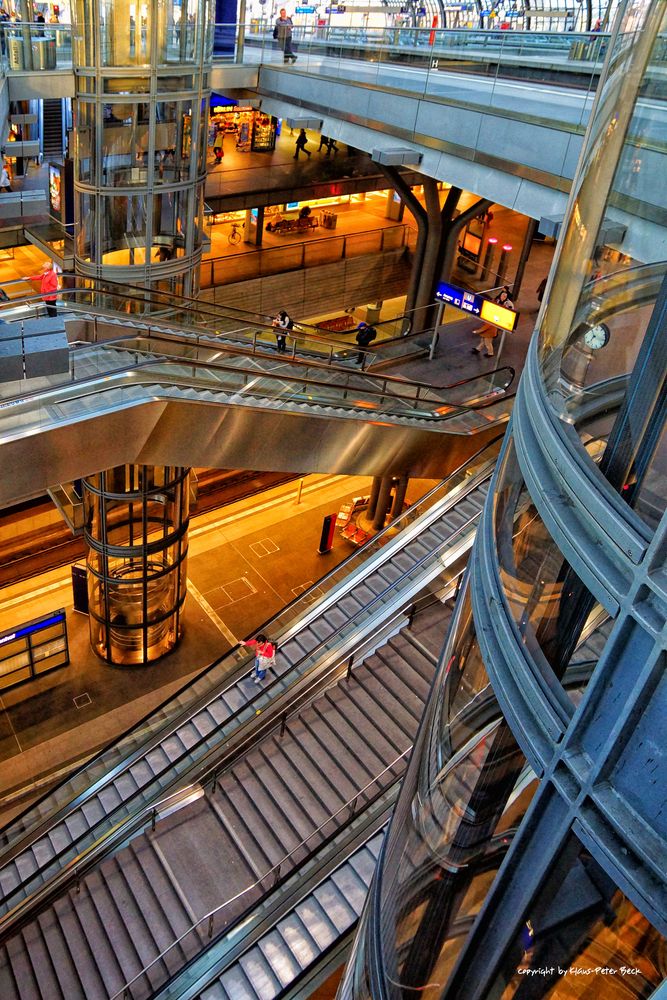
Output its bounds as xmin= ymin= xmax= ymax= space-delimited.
xmin=28 ymin=262 xmax=59 ymax=317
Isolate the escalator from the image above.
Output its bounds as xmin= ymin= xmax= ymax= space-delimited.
xmin=0 ymin=443 xmax=499 ymax=998
xmin=0 ymin=587 xmax=455 ymax=1000
xmin=0 ymin=284 xmax=514 ymax=502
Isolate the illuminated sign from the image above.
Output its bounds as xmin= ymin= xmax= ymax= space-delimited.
xmin=480 ymin=299 xmax=519 ymax=332
xmin=435 ymin=280 xmax=519 ymax=332
xmin=0 ymin=611 xmax=66 ymax=646
xmin=435 ymin=281 xmax=483 ymax=316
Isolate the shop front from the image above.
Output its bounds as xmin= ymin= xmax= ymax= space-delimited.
xmin=209 ymin=96 xmax=278 ymax=153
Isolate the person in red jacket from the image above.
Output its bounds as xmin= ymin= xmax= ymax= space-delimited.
xmin=29 ymin=263 xmax=59 ymax=317
xmin=242 ymin=633 xmax=276 ymax=683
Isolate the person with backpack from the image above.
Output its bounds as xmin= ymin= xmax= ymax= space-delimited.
xmin=272 ymin=309 xmax=294 ymax=353
xmin=242 ymin=633 xmax=277 ymax=683
xmin=273 ymin=8 xmax=297 ymax=63
xmin=293 ymin=128 xmax=311 ymax=159
xmin=355 ymin=321 xmax=377 ymax=364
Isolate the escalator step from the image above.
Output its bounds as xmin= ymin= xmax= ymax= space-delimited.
xmin=0 ymin=861 xmax=21 ymax=909
xmin=306 ymin=617 xmax=335 ymax=642
xmin=29 ymin=836 xmax=56 ymax=871
xmin=349 ymin=846 xmax=381 ymax=887
xmin=374 ymin=562 xmax=403 ymax=585
xmin=218 ymin=965 xmax=257 ymax=1000
xmin=62 ymin=809 xmax=93 ymax=843
xmin=258 ymin=929 xmax=302 ymax=987
xmin=191 ymin=708 xmax=218 ymax=739
xmin=162 ymin=734 xmax=187 ymax=762
xmin=200 ymin=981 xmax=228 ymax=1000
xmin=176 ymin=721 xmax=202 ymax=750
xmin=45 ymin=822 xmax=75 ymax=858
xmin=312 ymin=880 xmax=357 ymax=932
xmin=80 ymin=797 xmax=106 ymax=827
xmin=277 ymin=912 xmax=320 ymax=969
xmin=293 ymin=897 xmax=337 ymax=951
xmin=238 ymin=947 xmax=282 ymax=999
xmin=330 ymin=866 xmax=368 ymax=915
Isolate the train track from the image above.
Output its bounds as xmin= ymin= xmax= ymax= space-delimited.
xmin=0 ymin=470 xmax=297 ymax=589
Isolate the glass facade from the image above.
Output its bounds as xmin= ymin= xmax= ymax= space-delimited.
xmin=72 ymin=0 xmax=212 ymax=295
xmin=339 ymin=0 xmax=667 ymax=997
xmin=84 ymin=465 xmax=190 ymax=665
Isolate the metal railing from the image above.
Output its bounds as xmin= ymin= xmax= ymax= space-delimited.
xmin=199 ymin=223 xmax=415 ymax=289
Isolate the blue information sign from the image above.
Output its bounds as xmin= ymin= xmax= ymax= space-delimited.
xmin=0 ymin=610 xmax=66 ymax=647
xmin=436 ymin=281 xmax=484 ymax=317
xmin=436 ymin=280 xmax=519 ymax=332
xmin=296 ymin=5 xmax=316 ymax=10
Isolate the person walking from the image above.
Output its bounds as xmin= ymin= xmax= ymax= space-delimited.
xmin=212 ymin=128 xmax=224 ymax=164
xmin=294 ymin=129 xmax=311 ymax=159
xmin=29 ymin=263 xmax=59 ymax=317
xmin=472 ymin=285 xmax=514 ymax=358
xmin=242 ymin=633 xmax=277 ymax=683
xmin=325 ymin=136 xmax=339 ymax=156
xmin=272 ymin=309 xmax=294 ymax=352
xmin=0 ymin=165 xmax=11 ymax=192
xmin=318 ymin=134 xmax=329 ymax=153
xmin=273 ymin=8 xmax=297 ymax=63
xmin=355 ymin=321 xmax=377 ymax=364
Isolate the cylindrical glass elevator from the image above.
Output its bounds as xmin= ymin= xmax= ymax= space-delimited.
xmin=71 ymin=0 xmax=212 ymax=296
xmin=83 ymin=465 xmax=190 ymax=665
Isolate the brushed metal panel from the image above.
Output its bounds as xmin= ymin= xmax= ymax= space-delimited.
xmin=0 ymin=395 xmax=504 ymax=506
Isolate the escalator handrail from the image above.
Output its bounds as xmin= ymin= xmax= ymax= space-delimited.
xmin=0 ymin=467 xmax=488 ymax=925
xmin=0 ymin=330 xmax=515 ymax=426
xmin=108 ymin=745 xmax=413 ymax=1000
xmin=0 ymin=437 xmax=502 ymax=870
xmin=0 ymin=281 xmax=516 ymax=400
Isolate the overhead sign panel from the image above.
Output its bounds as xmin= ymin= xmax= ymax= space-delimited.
xmin=436 ymin=281 xmax=519 ymax=332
